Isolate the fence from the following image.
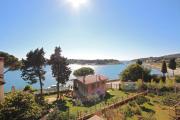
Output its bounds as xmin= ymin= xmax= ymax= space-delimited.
xmin=76 ymin=91 xmax=148 ymax=120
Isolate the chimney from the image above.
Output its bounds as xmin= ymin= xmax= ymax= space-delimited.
xmin=0 ymin=57 xmax=5 ymax=102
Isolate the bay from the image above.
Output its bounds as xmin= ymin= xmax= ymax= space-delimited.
xmin=4 ymin=63 xmax=161 ymax=92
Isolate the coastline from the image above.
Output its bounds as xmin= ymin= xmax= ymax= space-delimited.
xmin=144 ymin=63 xmax=180 ymax=76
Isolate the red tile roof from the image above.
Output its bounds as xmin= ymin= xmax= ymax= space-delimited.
xmin=77 ymin=75 xmax=108 ymax=85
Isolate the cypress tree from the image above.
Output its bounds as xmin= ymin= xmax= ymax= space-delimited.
xmin=161 ymin=60 xmax=167 ymax=82
xmin=168 ymin=58 xmax=176 ymax=76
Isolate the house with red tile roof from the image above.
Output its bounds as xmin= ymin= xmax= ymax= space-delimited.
xmin=73 ymin=75 xmax=108 ymax=102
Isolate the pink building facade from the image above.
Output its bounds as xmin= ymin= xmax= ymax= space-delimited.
xmin=73 ymin=75 xmax=107 ymax=101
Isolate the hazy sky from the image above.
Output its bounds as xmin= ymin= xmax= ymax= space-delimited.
xmin=0 ymin=0 xmax=180 ymax=60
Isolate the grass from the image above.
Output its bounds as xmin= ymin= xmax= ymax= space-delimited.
xmin=142 ymin=95 xmax=170 ymax=120
xmin=45 ymin=90 xmax=176 ymax=120
xmin=45 ymin=89 xmax=136 ymax=117
xmin=112 ymin=93 xmax=171 ymax=120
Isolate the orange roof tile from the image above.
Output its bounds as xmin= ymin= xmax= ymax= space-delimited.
xmin=77 ymin=75 xmax=108 ymax=85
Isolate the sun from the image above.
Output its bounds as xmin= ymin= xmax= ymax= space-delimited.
xmin=67 ymin=0 xmax=88 ymax=9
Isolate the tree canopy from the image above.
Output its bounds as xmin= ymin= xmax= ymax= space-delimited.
xmin=21 ymin=48 xmax=46 ymax=97
xmin=49 ymin=46 xmax=71 ymax=99
xmin=161 ymin=60 xmax=167 ymax=75
xmin=168 ymin=58 xmax=176 ymax=76
xmin=136 ymin=59 xmax=143 ymax=65
xmin=120 ymin=64 xmax=151 ymax=82
xmin=73 ymin=67 xmax=95 ymax=77
xmin=0 ymin=91 xmax=42 ymax=120
xmin=0 ymin=51 xmax=21 ymax=74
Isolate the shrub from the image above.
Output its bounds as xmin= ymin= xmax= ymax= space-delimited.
xmin=0 ymin=91 xmax=42 ymax=120
xmin=158 ymin=79 xmax=164 ymax=89
xmin=147 ymin=93 xmax=155 ymax=98
xmin=131 ymin=104 xmax=141 ymax=115
xmin=47 ymin=108 xmax=76 ymax=120
xmin=122 ymin=102 xmax=142 ymax=118
xmin=162 ymin=93 xmax=180 ymax=106
xmin=136 ymin=79 xmax=143 ymax=90
xmin=135 ymin=96 xmax=150 ymax=105
xmin=159 ymin=86 xmax=173 ymax=93
xmin=151 ymin=74 xmax=161 ymax=83
xmin=175 ymin=75 xmax=180 ymax=83
xmin=23 ymin=85 xmax=33 ymax=91
xmin=120 ymin=64 xmax=151 ymax=82
xmin=123 ymin=105 xmax=134 ymax=118
xmin=166 ymin=79 xmax=175 ymax=88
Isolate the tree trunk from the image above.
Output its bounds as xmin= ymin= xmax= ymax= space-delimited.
xmin=39 ymin=77 xmax=43 ymax=98
xmin=173 ymin=70 xmax=174 ymax=77
xmin=57 ymin=82 xmax=60 ymax=100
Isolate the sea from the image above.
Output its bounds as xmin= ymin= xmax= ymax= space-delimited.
xmin=4 ymin=63 xmax=162 ymax=92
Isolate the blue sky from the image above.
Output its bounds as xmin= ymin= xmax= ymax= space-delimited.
xmin=0 ymin=0 xmax=180 ymax=60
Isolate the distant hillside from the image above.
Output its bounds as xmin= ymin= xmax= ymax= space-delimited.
xmin=134 ymin=53 xmax=180 ymax=62
xmin=67 ymin=59 xmax=121 ymax=65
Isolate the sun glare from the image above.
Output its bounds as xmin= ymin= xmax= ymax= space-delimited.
xmin=67 ymin=0 xmax=88 ymax=9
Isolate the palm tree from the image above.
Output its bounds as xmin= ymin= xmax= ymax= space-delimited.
xmin=21 ymin=48 xmax=46 ymax=98
xmin=49 ymin=47 xmax=71 ymax=100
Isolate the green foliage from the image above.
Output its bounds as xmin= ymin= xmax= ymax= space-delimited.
xmin=0 ymin=51 xmax=21 ymax=74
xmin=23 ymin=85 xmax=33 ymax=91
xmin=161 ymin=93 xmax=180 ymax=106
xmin=49 ymin=47 xmax=71 ymax=99
xmin=168 ymin=58 xmax=176 ymax=76
xmin=47 ymin=108 xmax=75 ymax=120
xmin=136 ymin=79 xmax=143 ymax=90
xmin=122 ymin=102 xmax=142 ymax=118
xmin=158 ymin=79 xmax=164 ymax=89
xmin=136 ymin=59 xmax=143 ymax=65
xmin=175 ymin=75 xmax=180 ymax=83
xmin=129 ymin=102 xmax=142 ymax=115
xmin=123 ymin=105 xmax=134 ymax=118
xmin=73 ymin=67 xmax=94 ymax=77
xmin=68 ymin=59 xmax=120 ymax=65
xmin=135 ymin=96 xmax=150 ymax=105
xmin=161 ymin=60 xmax=167 ymax=76
xmin=120 ymin=64 xmax=151 ymax=82
xmin=0 ymin=91 xmax=42 ymax=120
xmin=151 ymin=74 xmax=161 ymax=83
xmin=21 ymin=48 xmax=46 ymax=97
xmin=165 ymin=79 xmax=175 ymax=88
xmin=148 ymin=79 xmax=158 ymax=89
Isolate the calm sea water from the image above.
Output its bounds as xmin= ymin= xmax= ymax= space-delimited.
xmin=4 ymin=63 xmax=161 ymax=92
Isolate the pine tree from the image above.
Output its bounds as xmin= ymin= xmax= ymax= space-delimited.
xmin=49 ymin=46 xmax=71 ymax=100
xmin=21 ymin=48 xmax=46 ymax=98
